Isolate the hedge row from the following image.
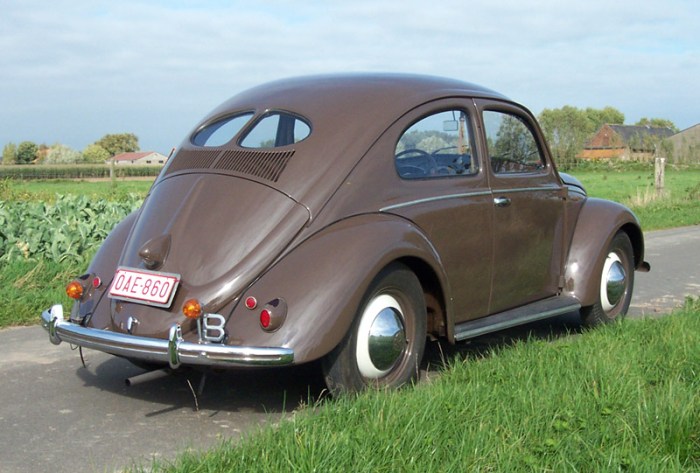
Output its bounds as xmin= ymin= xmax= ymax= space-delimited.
xmin=0 ymin=164 xmax=162 ymax=180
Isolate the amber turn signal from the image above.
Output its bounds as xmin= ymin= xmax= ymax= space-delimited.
xmin=66 ymin=280 xmax=84 ymax=300
xmin=182 ymin=299 xmax=203 ymax=319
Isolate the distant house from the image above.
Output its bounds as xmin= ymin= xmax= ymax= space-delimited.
xmin=668 ymin=124 xmax=700 ymax=164
xmin=578 ymin=124 xmax=675 ymax=161
xmin=111 ymin=151 xmax=168 ymax=166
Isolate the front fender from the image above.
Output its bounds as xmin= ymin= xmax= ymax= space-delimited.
xmin=225 ymin=213 xmax=447 ymax=364
xmin=563 ymin=198 xmax=645 ymax=306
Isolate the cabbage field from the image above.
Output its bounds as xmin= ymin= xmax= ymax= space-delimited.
xmin=0 ymin=194 xmax=142 ymax=264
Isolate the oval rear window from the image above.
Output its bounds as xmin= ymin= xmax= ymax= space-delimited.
xmin=192 ymin=113 xmax=253 ymax=147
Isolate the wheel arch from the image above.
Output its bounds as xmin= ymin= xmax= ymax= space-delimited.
xmin=230 ymin=213 xmax=451 ymax=364
xmin=563 ymin=197 xmax=646 ymax=306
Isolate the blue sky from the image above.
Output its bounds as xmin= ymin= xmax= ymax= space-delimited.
xmin=1 ymin=0 xmax=698 ymax=154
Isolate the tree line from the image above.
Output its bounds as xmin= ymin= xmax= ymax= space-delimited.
xmin=1 ymin=133 xmax=139 ymax=165
xmin=2 ymin=107 xmax=677 ymax=168
xmin=536 ymin=106 xmax=676 ymax=168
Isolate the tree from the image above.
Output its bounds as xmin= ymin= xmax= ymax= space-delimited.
xmin=95 ymin=133 xmax=139 ymax=157
xmin=538 ymin=106 xmax=625 ymax=169
xmin=44 ymin=144 xmax=82 ymax=164
xmin=2 ymin=143 xmax=17 ymax=165
xmin=585 ymin=106 xmax=625 ymax=130
xmin=635 ymin=117 xmax=678 ymax=133
xmin=16 ymin=141 xmax=39 ymax=164
xmin=82 ymin=144 xmax=111 ymax=163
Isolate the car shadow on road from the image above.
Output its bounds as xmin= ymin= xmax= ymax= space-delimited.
xmin=74 ymin=354 xmax=328 ymax=416
xmin=421 ymin=310 xmax=585 ymax=380
xmin=72 ymin=310 xmax=584 ymax=415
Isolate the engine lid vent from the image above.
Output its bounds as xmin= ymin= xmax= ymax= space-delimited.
xmin=213 ymin=149 xmax=295 ymax=183
xmin=165 ymin=149 xmax=220 ymax=174
xmin=164 ymin=149 xmax=294 ymax=183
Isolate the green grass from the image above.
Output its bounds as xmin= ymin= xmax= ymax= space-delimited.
xmin=0 ymin=260 xmax=83 ymax=327
xmin=142 ymin=300 xmax=700 ymax=472
xmin=573 ymin=168 xmax=700 ymax=230
xmin=2 ymin=178 xmax=152 ymax=203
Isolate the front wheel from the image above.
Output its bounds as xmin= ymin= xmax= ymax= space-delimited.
xmin=581 ymin=232 xmax=635 ymax=327
xmin=322 ymin=263 xmax=427 ymax=396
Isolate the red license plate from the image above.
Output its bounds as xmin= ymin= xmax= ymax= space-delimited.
xmin=109 ymin=267 xmax=181 ymax=308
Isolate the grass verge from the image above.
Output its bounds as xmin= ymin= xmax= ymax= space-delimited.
xmin=0 ymin=260 xmax=81 ymax=327
xmin=143 ymin=299 xmax=700 ymax=472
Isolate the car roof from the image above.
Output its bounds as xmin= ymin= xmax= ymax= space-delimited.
xmin=172 ymin=74 xmax=511 ymax=217
xmin=204 ymin=73 xmax=508 ymax=124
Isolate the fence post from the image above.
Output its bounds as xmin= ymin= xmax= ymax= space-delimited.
xmin=654 ymin=156 xmax=666 ymax=197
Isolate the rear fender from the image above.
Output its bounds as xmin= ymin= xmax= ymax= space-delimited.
xmin=226 ymin=213 xmax=448 ymax=364
xmin=74 ymin=211 xmax=140 ymax=325
xmin=563 ymin=198 xmax=645 ymax=306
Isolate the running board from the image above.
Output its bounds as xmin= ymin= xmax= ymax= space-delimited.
xmin=454 ymin=296 xmax=581 ymax=341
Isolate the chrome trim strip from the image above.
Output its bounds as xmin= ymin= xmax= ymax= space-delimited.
xmin=491 ymin=185 xmax=561 ymax=194
xmin=380 ymin=191 xmax=492 ymax=212
xmin=41 ymin=305 xmax=294 ymax=368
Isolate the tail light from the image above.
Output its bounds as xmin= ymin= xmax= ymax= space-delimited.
xmin=66 ymin=280 xmax=85 ymax=300
xmin=182 ymin=299 xmax=203 ymax=319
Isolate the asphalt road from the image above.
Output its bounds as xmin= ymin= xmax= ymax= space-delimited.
xmin=1 ymin=225 xmax=698 ymax=473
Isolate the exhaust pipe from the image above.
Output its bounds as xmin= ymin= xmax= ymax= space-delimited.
xmin=125 ymin=368 xmax=170 ymax=387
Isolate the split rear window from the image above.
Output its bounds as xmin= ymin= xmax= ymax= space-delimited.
xmin=192 ymin=112 xmax=310 ymax=148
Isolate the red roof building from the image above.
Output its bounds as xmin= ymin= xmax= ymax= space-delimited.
xmin=111 ymin=151 xmax=168 ymax=165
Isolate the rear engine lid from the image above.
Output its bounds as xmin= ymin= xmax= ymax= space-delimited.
xmin=118 ymin=173 xmax=310 ymax=312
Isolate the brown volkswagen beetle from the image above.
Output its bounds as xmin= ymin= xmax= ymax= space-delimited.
xmin=42 ymin=74 xmax=649 ymax=395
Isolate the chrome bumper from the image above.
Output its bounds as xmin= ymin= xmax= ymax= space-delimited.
xmin=41 ymin=305 xmax=294 ymax=369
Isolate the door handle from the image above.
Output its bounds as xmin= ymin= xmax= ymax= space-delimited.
xmin=493 ymin=196 xmax=511 ymax=208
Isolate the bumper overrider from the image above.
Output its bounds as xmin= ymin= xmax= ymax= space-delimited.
xmin=41 ymin=305 xmax=294 ymax=369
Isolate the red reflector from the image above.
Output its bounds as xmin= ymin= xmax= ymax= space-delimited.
xmin=245 ymin=296 xmax=257 ymax=310
xmin=92 ymin=277 xmax=102 ymax=289
xmin=260 ymin=309 xmax=271 ymax=328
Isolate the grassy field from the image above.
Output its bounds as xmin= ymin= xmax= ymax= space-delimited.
xmin=2 ymin=178 xmax=153 ymax=203
xmin=141 ymin=299 xmax=700 ymax=472
xmin=574 ymin=167 xmax=700 ymax=230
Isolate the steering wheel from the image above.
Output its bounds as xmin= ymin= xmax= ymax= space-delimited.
xmin=395 ymin=149 xmax=438 ymax=177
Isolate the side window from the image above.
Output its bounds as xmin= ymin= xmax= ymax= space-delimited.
xmin=482 ymin=111 xmax=545 ymax=174
xmin=240 ymin=112 xmax=311 ymax=148
xmin=395 ymin=110 xmax=476 ymax=179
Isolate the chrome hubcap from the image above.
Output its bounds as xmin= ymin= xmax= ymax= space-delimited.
xmin=600 ymin=253 xmax=626 ymax=312
xmin=368 ymin=307 xmax=406 ymax=371
xmin=356 ymin=294 xmax=407 ymax=379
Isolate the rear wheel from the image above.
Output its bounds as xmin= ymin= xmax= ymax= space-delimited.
xmin=581 ymin=232 xmax=634 ymax=327
xmin=322 ymin=263 xmax=427 ymax=396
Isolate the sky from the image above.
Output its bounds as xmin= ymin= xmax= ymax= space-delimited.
xmin=1 ymin=0 xmax=698 ymax=155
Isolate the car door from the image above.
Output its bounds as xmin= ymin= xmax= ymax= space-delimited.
xmin=381 ymin=100 xmax=494 ymax=323
xmin=474 ymin=100 xmax=567 ymax=314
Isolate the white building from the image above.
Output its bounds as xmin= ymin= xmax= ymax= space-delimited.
xmin=111 ymin=151 xmax=168 ymax=165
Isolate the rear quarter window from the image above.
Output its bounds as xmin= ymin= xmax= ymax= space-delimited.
xmin=395 ymin=109 xmax=476 ymax=179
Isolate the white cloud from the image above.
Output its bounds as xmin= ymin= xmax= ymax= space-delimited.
xmin=1 ymin=0 xmax=698 ymax=152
